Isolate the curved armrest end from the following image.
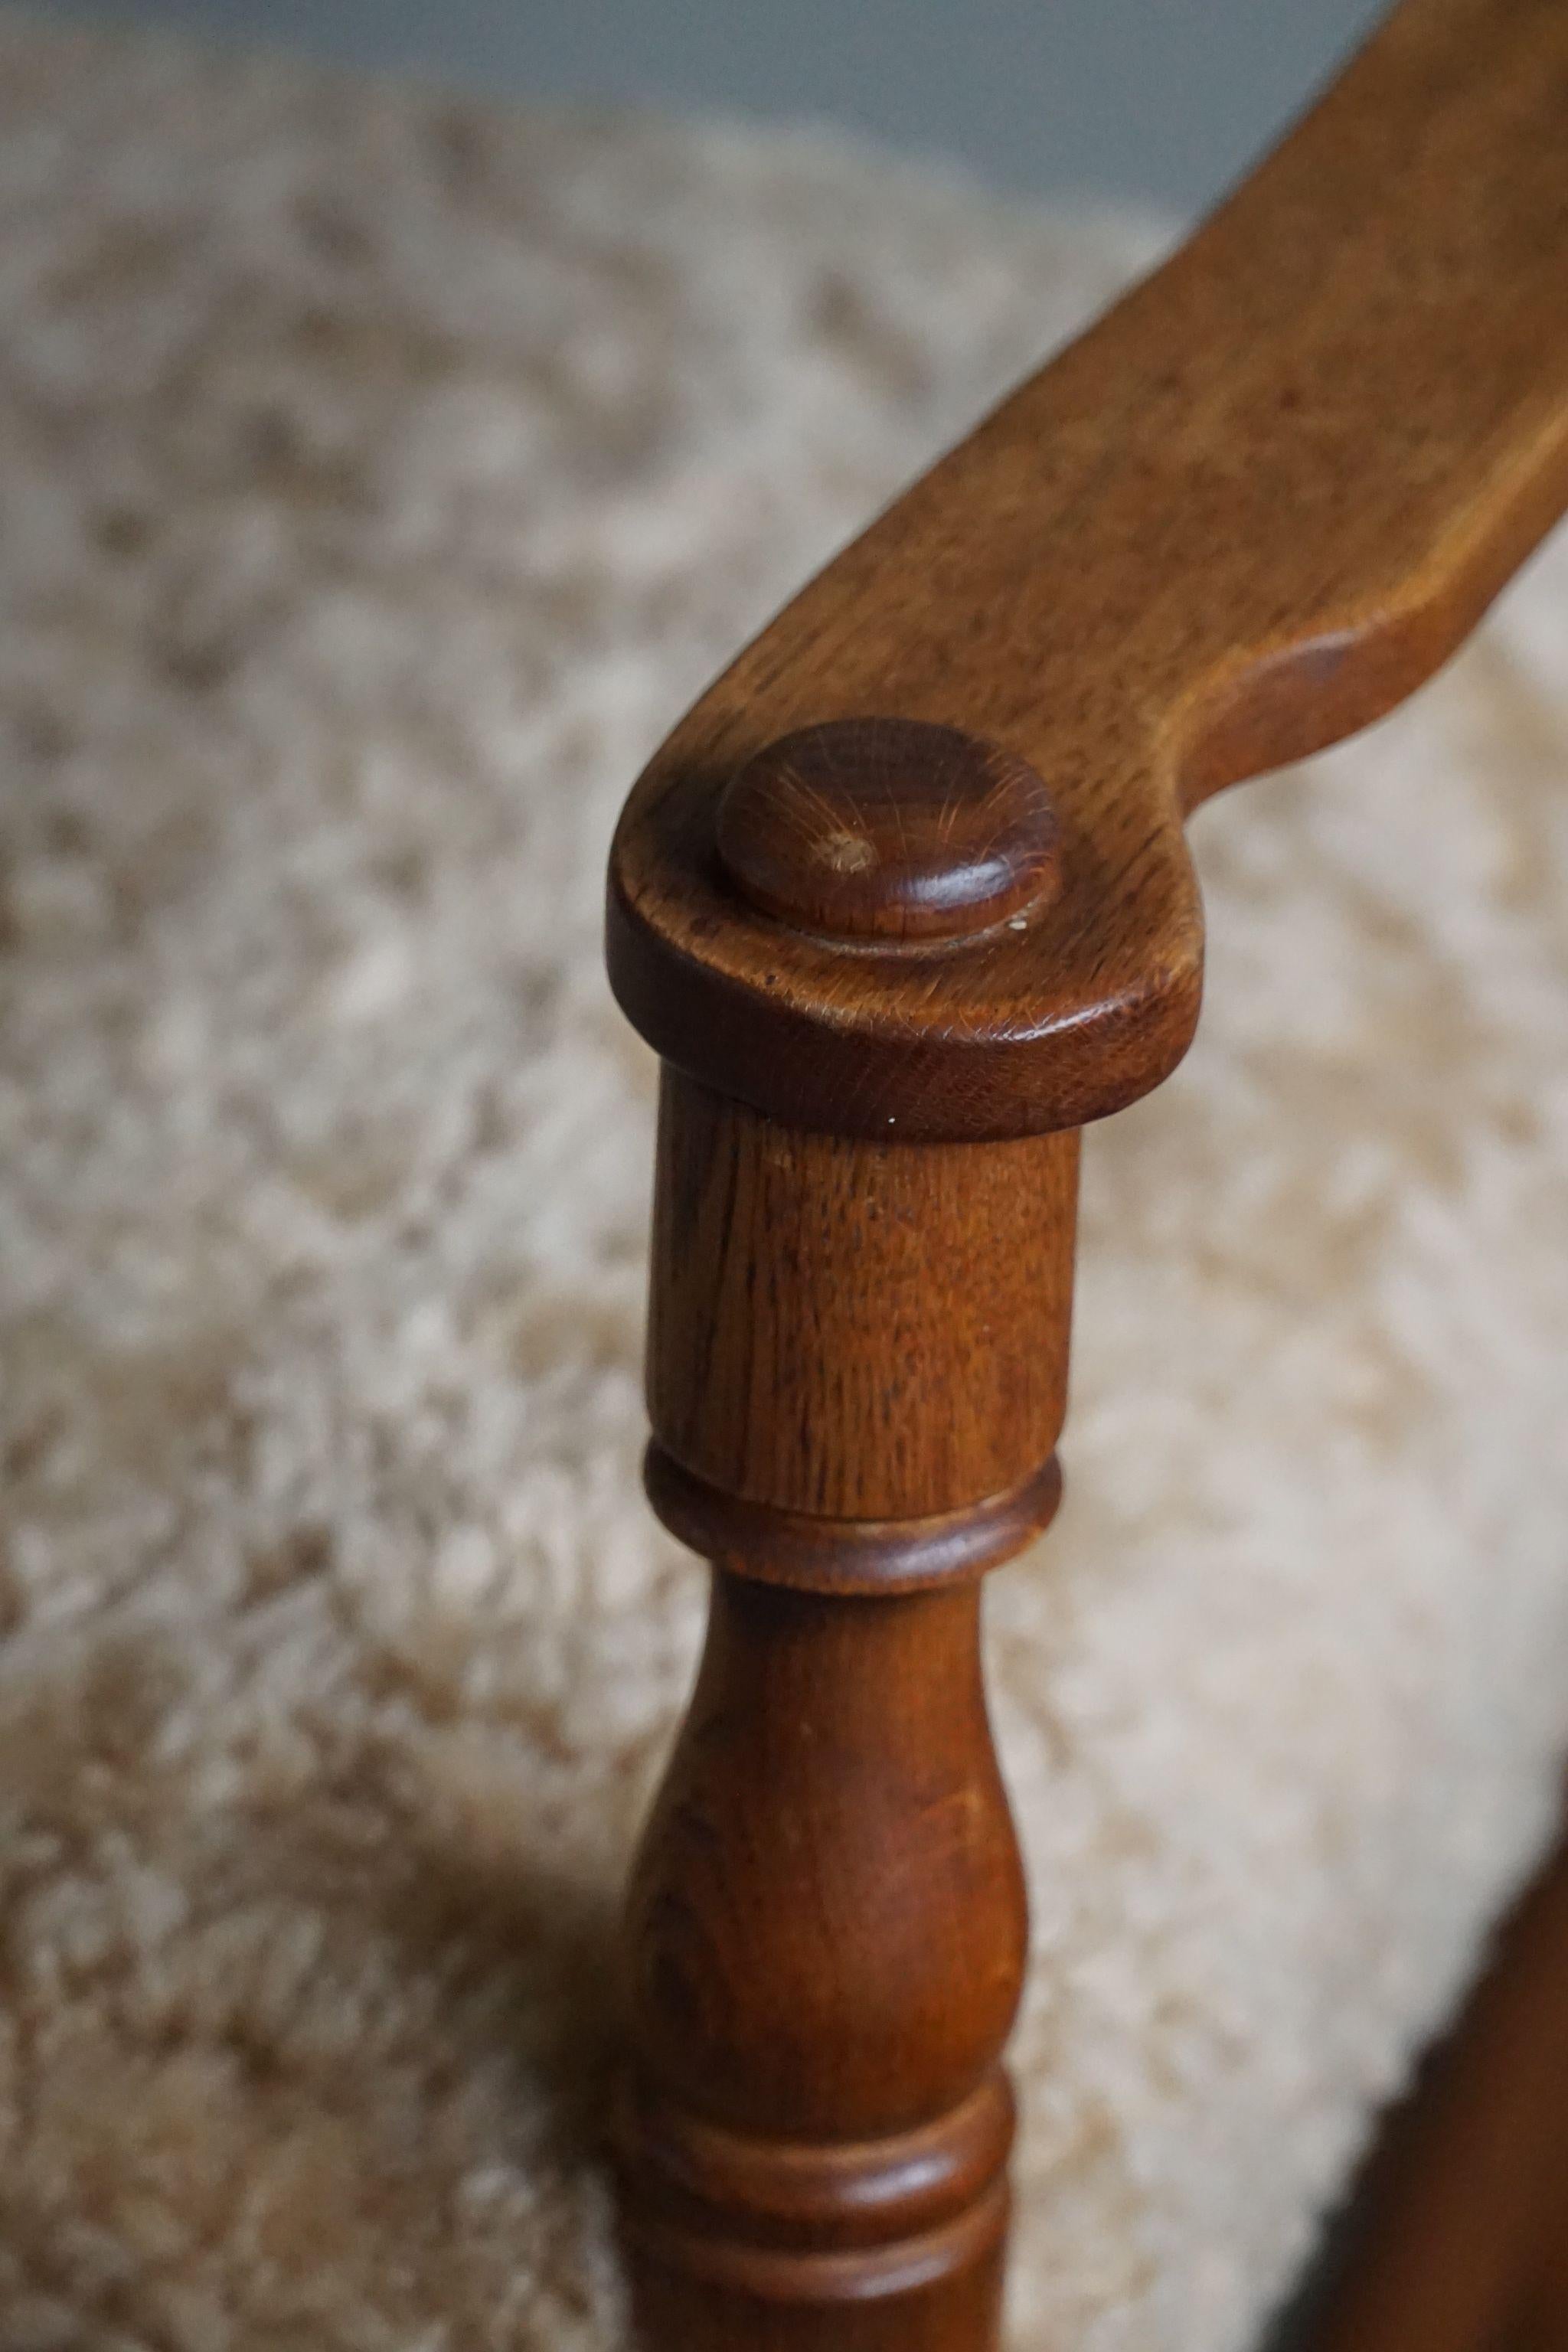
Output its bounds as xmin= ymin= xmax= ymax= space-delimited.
xmin=608 ymin=0 xmax=1568 ymax=1142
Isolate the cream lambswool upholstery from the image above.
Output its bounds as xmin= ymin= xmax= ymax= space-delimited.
xmin=3 ymin=18 xmax=1568 ymax=2350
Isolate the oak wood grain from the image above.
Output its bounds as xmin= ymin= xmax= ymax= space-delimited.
xmin=609 ymin=0 xmax=1568 ymax=1140
xmin=609 ymin=3 xmax=1568 ymax=2345
xmin=618 ymin=1572 xmax=1026 ymax=2344
xmin=647 ymin=1069 xmax=1078 ymax=1520
xmin=618 ymin=1069 xmax=1077 ymax=2346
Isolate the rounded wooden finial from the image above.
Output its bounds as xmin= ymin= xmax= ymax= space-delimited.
xmin=716 ymin=717 xmax=1060 ymax=943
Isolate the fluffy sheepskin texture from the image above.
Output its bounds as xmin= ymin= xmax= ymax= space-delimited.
xmin=2 ymin=15 xmax=1568 ymax=2350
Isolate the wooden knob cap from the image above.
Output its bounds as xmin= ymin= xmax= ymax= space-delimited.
xmin=716 ymin=718 xmax=1060 ymax=943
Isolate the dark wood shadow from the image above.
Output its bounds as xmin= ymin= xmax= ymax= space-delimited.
xmin=1264 ymin=1794 xmax=1568 ymax=2352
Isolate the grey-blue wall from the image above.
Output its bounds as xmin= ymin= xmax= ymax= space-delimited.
xmin=30 ymin=0 xmax=1387 ymax=213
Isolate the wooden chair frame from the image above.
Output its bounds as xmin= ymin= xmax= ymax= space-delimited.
xmin=601 ymin=2 xmax=1568 ymax=2344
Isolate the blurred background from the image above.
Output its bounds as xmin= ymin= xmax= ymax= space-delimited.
xmin=31 ymin=0 xmax=1386 ymax=213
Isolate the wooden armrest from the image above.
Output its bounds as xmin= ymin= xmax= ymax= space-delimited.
xmin=609 ymin=0 xmax=1568 ymax=1141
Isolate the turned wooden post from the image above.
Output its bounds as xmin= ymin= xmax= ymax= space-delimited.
xmin=612 ymin=724 xmax=1074 ymax=2349
xmin=605 ymin=5 xmax=1568 ymax=2341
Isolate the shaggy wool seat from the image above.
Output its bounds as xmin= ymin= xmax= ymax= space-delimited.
xmin=2 ymin=16 xmax=1568 ymax=2350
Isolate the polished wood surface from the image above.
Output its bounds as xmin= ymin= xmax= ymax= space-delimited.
xmin=609 ymin=0 xmax=1568 ymax=1141
xmin=617 ymin=1571 xmax=1024 ymax=2348
xmin=607 ymin=2 xmax=1568 ymax=2345
xmin=616 ymin=1067 xmax=1077 ymax=2347
xmin=717 ymin=720 xmax=1061 ymax=944
xmin=646 ymin=1070 xmax=1078 ymax=1520
xmin=644 ymin=1442 xmax=1063 ymax=1600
